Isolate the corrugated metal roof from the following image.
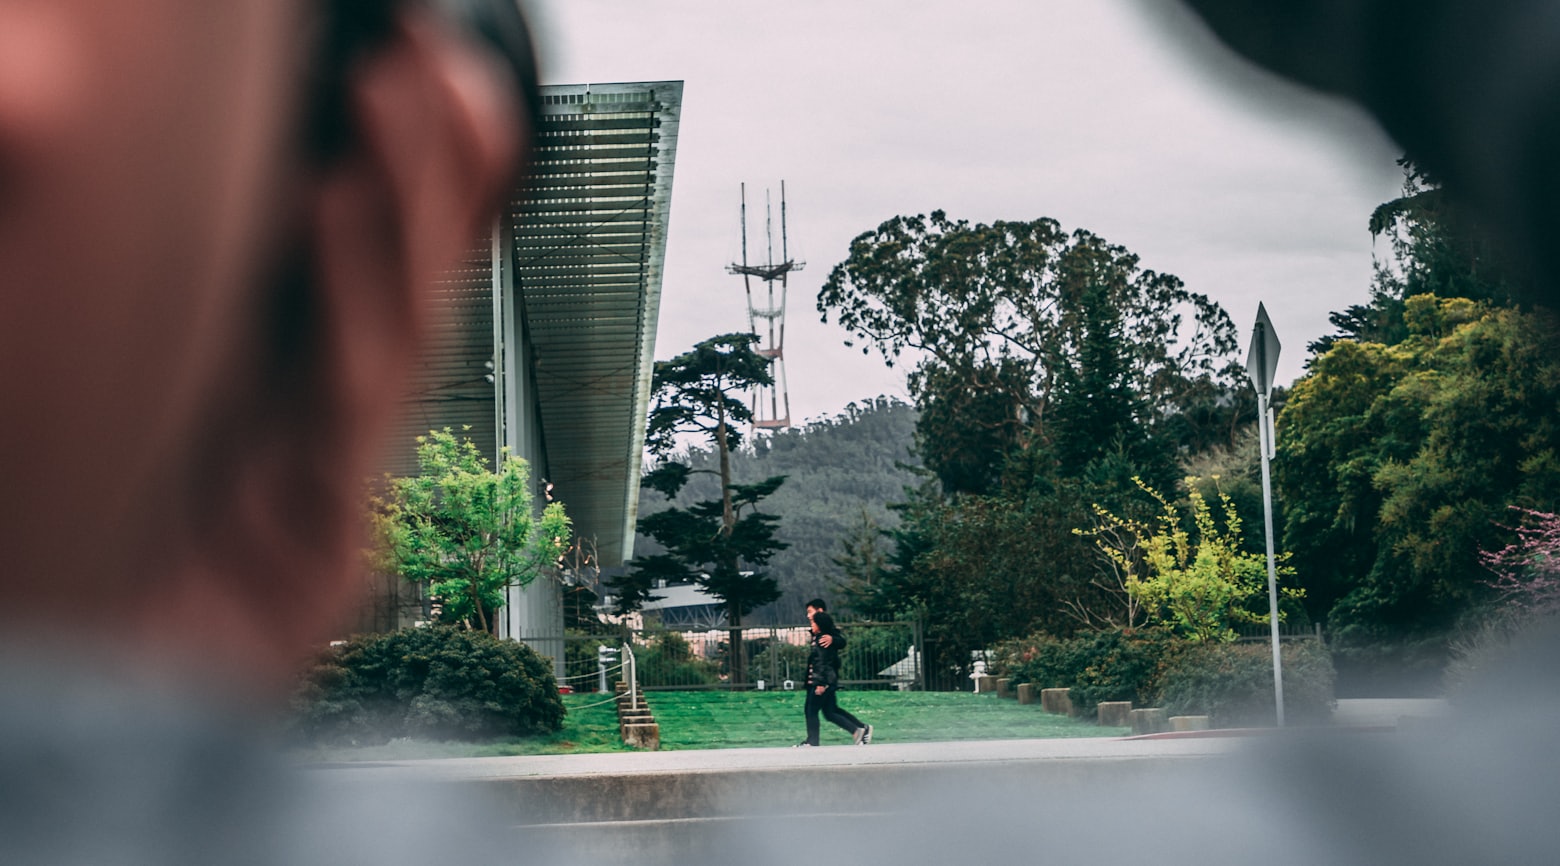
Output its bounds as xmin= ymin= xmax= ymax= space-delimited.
xmin=382 ymin=81 xmax=681 ymax=570
xmin=517 ymin=81 xmax=681 ymax=567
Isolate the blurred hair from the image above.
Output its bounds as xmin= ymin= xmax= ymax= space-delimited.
xmin=805 ymin=598 xmax=828 ymax=611
xmin=307 ymin=0 xmax=541 ymax=169
xmin=811 ymin=611 xmax=837 ymax=635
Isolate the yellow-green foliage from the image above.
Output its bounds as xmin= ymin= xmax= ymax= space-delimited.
xmin=1082 ymin=478 xmax=1298 ymax=641
xmin=371 ymin=428 xmax=571 ymax=632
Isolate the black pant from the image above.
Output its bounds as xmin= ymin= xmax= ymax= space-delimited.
xmin=804 ymin=685 xmax=863 ymax=745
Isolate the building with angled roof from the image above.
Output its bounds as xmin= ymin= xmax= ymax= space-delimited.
xmin=368 ymin=81 xmax=683 ymax=672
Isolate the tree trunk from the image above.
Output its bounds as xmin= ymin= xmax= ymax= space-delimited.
xmin=471 ymin=568 xmax=489 ymax=633
xmin=716 ymin=396 xmax=746 ymax=687
xmin=727 ymin=601 xmax=745 ymax=689
xmin=716 ymin=399 xmax=735 ymax=533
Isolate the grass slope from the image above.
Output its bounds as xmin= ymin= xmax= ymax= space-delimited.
xmin=652 ymin=690 xmax=1123 ymax=749
xmin=295 ymin=690 xmax=1126 ymax=762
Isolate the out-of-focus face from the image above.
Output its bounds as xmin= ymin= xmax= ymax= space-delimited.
xmin=0 ymin=1 xmax=305 ymax=620
xmin=0 ymin=0 xmax=528 ymax=686
xmin=808 ymin=613 xmax=820 ymax=635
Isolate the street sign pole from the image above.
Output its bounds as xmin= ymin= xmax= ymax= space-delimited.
xmin=1246 ymin=304 xmax=1285 ymax=727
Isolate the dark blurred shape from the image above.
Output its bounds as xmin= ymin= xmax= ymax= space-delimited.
xmin=311 ymin=0 xmax=541 ymax=164
xmin=1177 ymin=0 xmax=1560 ymax=307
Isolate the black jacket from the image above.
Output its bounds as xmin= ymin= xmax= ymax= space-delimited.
xmin=805 ymin=636 xmax=841 ymax=689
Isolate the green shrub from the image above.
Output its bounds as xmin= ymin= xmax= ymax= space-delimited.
xmin=635 ymin=631 xmax=722 ymax=687
xmin=1155 ymin=639 xmax=1335 ymax=726
xmin=751 ymin=638 xmax=810 ymax=685
xmin=290 ymin=626 xmax=563 ymax=744
xmin=991 ymin=628 xmax=1175 ymax=713
xmin=838 ymin=624 xmax=917 ymax=683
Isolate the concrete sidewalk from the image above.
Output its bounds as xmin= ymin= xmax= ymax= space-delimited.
xmin=307 ymin=734 xmax=1247 ymax=859
xmin=303 ymin=716 xmax=1462 ymax=864
xmin=307 ymin=733 xmax=1240 ymax=784
xmin=1331 ymin=697 xmax=1449 ymax=727
xmin=306 ymin=698 xmax=1441 ymax=788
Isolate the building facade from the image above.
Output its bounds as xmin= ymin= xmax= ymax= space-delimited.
xmin=371 ymin=81 xmax=683 ymax=674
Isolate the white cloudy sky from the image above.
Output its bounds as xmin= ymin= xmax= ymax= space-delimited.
xmin=528 ymin=0 xmax=1405 ymax=424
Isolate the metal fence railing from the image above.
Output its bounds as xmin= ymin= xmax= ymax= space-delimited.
xmin=527 ymin=620 xmax=1323 ymax=696
xmin=1234 ymin=620 xmax=1324 ymax=643
xmin=537 ymin=621 xmax=922 ymax=693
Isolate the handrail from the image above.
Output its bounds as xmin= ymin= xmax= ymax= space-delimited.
xmin=622 ymin=641 xmax=639 ymax=711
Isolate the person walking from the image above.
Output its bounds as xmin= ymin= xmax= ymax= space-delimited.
xmin=805 ymin=599 xmax=871 ymax=737
xmin=797 ymin=609 xmax=872 ymax=746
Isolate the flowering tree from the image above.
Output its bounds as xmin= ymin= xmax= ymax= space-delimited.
xmin=1480 ymin=508 xmax=1560 ymax=616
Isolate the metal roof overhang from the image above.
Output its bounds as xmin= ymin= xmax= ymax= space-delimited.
xmin=512 ymin=81 xmax=682 ymax=567
xmin=383 ymin=81 xmax=682 ymax=570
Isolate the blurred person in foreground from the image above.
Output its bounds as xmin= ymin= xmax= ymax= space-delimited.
xmin=1168 ymin=0 xmax=1560 ymax=308
xmin=0 ymin=0 xmax=537 ymax=861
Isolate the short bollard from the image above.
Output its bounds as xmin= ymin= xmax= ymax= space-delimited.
xmin=1017 ymin=683 xmax=1036 ymax=705
xmin=1096 ymin=701 xmax=1132 ymax=727
xmin=1169 ymin=715 xmax=1211 ymax=732
xmin=1130 ymin=708 xmax=1169 ymax=735
xmin=976 ymin=675 xmax=996 ymax=694
xmin=996 ymin=678 xmax=1013 ymax=699
xmin=1040 ymin=688 xmax=1073 ymax=716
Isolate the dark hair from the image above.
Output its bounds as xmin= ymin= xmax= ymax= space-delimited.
xmin=307 ymin=0 xmax=542 ymax=164
xmin=805 ymin=598 xmax=828 ymax=611
xmin=811 ymin=611 xmax=837 ymax=635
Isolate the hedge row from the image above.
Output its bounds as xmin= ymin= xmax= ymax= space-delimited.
xmin=289 ymin=626 xmax=565 ymax=745
xmin=990 ymin=628 xmax=1335 ymax=726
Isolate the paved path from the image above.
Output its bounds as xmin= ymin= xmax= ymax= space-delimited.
xmin=305 ymin=706 xmax=1467 ymax=864
xmin=309 ymin=699 xmax=1441 ymax=785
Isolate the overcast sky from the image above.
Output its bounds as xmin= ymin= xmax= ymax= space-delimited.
xmin=528 ymin=1 xmax=1405 ymax=425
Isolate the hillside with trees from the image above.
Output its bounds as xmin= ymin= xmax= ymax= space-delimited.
xmin=631 ymin=396 xmax=921 ymax=624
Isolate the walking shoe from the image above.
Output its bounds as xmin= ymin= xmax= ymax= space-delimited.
xmin=862 ymin=724 xmax=873 ymax=744
xmin=793 ymin=741 xmax=815 ymax=748
xmin=853 ymin=726 xmax=866 ymax=745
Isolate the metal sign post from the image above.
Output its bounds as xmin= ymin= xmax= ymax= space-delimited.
xmin=1246 ymin=303 xmax=1286 ymax=727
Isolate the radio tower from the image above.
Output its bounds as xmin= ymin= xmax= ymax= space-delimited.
xmin=727 ymin=182 xmax=802 ymax=430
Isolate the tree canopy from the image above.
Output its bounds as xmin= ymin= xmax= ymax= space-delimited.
xmin=818 ymin=211 xmax=1246 ymax=494
xmin=371 ymin=429 xmax=571 ymax=633
xmin=1278 ymin=296 xmax=1560 ymax=645
xmin=612 ymin=334 xmax=788 ymax=681
xmin=811 ymin=212 xmax=1256 ymax=682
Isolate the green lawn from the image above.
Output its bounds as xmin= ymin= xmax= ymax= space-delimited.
xmin=650 ymin=689 xmax=1122 ymax=749
xmin=294 ymin=690 xmax=1126 ymax=762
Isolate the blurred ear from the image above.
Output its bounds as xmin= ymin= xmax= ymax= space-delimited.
xmin=165 ymin=9 xmax=527 ymax=678
xmin=314 ymin=7 xmax=523 ymax=427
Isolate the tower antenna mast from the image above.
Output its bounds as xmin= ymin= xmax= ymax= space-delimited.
xmin=727 ymin=182 xmax=802 ymax=430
